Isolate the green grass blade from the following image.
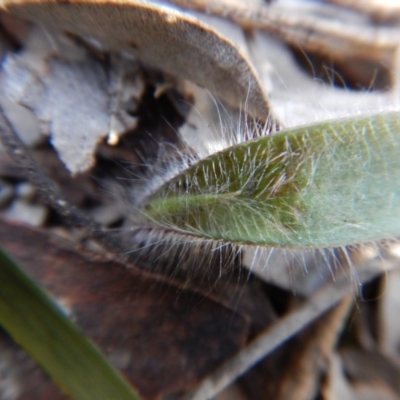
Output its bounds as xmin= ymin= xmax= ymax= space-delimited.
xmin=0 ymin=247 xmax=141 ymax=400
xmin=145 ymin=112 xmax=400 ymax=248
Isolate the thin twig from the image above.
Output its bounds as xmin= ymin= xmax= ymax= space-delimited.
xmin=182 ymin=262 xmax=389 ymax=400
xmin=0 ymin=105 xmax=126 ymax=255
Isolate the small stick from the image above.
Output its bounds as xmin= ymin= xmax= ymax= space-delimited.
xmin=182 ymin=262 xmax=389 ymax=400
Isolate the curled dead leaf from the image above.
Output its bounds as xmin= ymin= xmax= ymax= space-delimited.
xmin=1 ymin=0 xmax=271 ymax=120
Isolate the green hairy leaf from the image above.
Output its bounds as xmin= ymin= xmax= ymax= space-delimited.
xmin=0 ymin=247 xmax=141 ymax=400
xmin=144 ymin=112 xmax=400 ymax=248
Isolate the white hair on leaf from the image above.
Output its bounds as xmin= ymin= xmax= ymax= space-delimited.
xmin=115 ymin=85 xmax=400 ymax=292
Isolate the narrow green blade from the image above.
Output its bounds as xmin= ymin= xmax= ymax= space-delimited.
xmin=0 ymin=247 xmax=141 ymax=400
xmin=145 ymin=112 xmax=400 ymax=248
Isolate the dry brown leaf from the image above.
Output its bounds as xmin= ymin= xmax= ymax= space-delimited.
xmin=276 ymin=298 xmax=353 ymax=400
xmin=341 ymin=348 xmax=400 ymax=398
xmin=0 ymin=0 xmax=271 ymax=121
xmin=0 ymin=216 xmax=254 ymax=399
xmin=237 ymin=299 xmax=353 ymax=400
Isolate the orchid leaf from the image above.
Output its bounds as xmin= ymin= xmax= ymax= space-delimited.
xmin=145 ymin=112 xmax=400 ymax=248
xmin=0 ymin=247 xmax=141 ymax=400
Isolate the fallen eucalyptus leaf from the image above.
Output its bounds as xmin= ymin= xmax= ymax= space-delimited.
xmin=1 ymin=0 xmax=271 ymax=120
xmin=144 ymin=112 xmax=400 ymax=248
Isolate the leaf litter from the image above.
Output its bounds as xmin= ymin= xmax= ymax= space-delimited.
xmin=0 ymin=24 xmax=143 ymax=173
xmin=0 ymin=1 xmax=400 ymax=399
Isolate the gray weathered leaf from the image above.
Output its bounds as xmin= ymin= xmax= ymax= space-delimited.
xmin=0 ymin=26 xmax=141 ymax=173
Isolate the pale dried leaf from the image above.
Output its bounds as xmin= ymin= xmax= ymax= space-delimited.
xmin=324 ymin=355 xmax=356 ymax=400
xmin=243 ymin=247 xmax=338 ymax=296
xmin=178 ymin=81 xmax=247 ymax=159
xmin=248 ymin=32 xmax=400 ymax=128
xmin=168 ymin=0 xmax=400 ymax=66
xmin=380 ymin=267 xmax=400 ymax=358
xmin=352 ymin=384 xmax=398 ymax=400
xmin=0 ymin=26 xmax=141 ymax=173
xmin=1 ymin=0 xmax=271 ymax=120
xmin=327 ymin=0 xmax=400 ymax=23
xmin=176 ymin=4 xmax=400 ymax=127
xmin=0 ymin=95 xmax=42 ymax=147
